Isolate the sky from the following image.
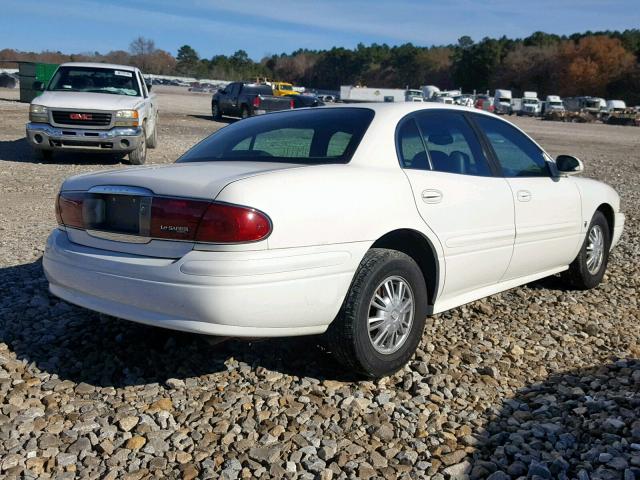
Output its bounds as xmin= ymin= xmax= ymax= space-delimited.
xmin=2 ymin=0 xmax=639 ymax=60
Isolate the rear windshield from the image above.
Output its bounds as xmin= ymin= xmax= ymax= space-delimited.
xmin=178 ymin=108 xmax=375 ymax=165
xmin=48 ymin=66 xmax=140 ymax=96
xmin=245 ymin=85 xmax=273 ymax=96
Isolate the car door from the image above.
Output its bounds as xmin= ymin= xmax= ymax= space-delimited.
xmin=137 ymin=71 xmax=155 ymax=128
xmin=220 ymin=83 xmax=238 ymax=115
xmin=399 ymin=110 xmax=515 ymax=299
xmin=473 ymin=114 xmax=582 ymax=280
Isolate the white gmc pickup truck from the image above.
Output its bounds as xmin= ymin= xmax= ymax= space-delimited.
xmin=26 ymin=62 xmax=158 ymax=164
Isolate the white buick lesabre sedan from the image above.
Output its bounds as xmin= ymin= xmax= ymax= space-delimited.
xmin=44 ymin=103 xmax=624 ymax=377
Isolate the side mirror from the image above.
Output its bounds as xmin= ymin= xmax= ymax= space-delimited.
xmin=33 ymin=81 xmax=45 ymax=91
xmin=146 ymin=82 xmax=152 ymax=92
xmin=556 ymin=155 xmax=584 ymax=176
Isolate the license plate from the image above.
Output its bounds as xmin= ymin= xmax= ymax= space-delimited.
xmin=83 ymin=194 xmax=151 ymax=236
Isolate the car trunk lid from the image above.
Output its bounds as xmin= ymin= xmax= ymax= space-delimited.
xmin=59 ymin=161 xmax=300 ymax=257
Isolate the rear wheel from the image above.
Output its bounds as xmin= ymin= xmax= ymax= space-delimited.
xmin=241 ymin=106 xmax=250 ymax=119
xmin=561 ymin=211 xmax=610 ymax=289
xmin=128 ymin=126 xmax=147 ymax=165
xmin=323 ymin=248 xmax=427 ymax=378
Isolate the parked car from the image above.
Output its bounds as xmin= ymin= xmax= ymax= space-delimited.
xmin=211 ymin=82 xmax=294 ymax=120
xmin=44 ymin=104 xmax=624 ymax=378
xmin=26 ymin=62 xmax=158 ymax=164
xmin=475 ymin=95 xmax=495 ymax=113
xmin=288 ymin=94 xmax=325 ymax=108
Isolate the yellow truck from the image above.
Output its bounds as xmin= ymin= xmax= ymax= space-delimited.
xmin=271 ymin=81 xmax=299 ymax=97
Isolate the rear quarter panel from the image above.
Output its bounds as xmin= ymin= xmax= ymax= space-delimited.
xmin=214 ymin=164 xmax=444 ymax=254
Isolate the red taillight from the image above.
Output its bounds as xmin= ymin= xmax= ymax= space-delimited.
xmin=150 ymin=197 xmax=210 ymax=240
xmin=196 ymin=203 xmax=271 ymax=243
xmin=57 ymin=192 xmax=84 ymax=229
xmin=289 ymin=99 xmax=295 ymax=109
xmin=55 ymin=191 xmax=271 ymax=244
xmin=253 ymin=96 xmax=261 ymax=108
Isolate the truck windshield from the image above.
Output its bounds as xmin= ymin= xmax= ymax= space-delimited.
xmin=278 ymin=84 xmax=293 ymax=91
xmin=178 ymin=108 xmax=375 ymax=165
xmin=48 ymin=66 xmax=141 ymax=97
xmin=523 ymin=99 xmax=538 ymax=105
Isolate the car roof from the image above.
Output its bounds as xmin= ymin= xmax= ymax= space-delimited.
xmin=322 ymin=101 xmax=496 ymax=118
xmin=59 ymin=62 xmax=138 ymax=71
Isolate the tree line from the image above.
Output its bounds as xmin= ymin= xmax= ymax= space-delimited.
xmin=2 ymin=30 xmax=639 ymax=103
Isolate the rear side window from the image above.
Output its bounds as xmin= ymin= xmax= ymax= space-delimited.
xmin=475 ymin=115 xmax=549 ymax=177
xmin=178 ymin=108 xmax=375 ymax=165
xmin=397 ymin=119 xmax=428 ymax=170
xmin=244 ymin=85 xmax=273 ymax=96
xmin=414 ymin=111 xmax=492 ymax=176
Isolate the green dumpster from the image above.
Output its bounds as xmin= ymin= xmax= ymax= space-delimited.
xmin=18 ymin=62 xmax=59 ymax=103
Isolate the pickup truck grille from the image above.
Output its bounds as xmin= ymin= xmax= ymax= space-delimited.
xmin=52 ymin=111 xmax=112 ymax=127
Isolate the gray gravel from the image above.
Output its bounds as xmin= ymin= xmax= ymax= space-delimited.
xmin=0 ymin=86 xmax=638 ymax=479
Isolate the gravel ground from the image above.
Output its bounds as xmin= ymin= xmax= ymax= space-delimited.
xmin=0 ymin=86 xmax=638 ymax=479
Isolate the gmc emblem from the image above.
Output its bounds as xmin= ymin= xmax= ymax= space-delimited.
xmin=70 ymin=113 xmax=92 ymax=120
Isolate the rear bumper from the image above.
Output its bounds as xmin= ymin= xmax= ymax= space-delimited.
xmin=26 ymin=123 xmax=143 ymax=152
xmin=43 ymin=229 xmax=367 ymax=337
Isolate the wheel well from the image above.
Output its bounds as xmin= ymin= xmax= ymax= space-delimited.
xmin=371 ymin=229 xmax=439 ymax=305
xmin=596 ymin=203 xmax=615 ymax=239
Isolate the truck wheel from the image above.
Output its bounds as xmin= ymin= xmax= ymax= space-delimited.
xmin=146 ymin=119 xmax=158 ymax=149
xmin=212 ymin=103 xmax=222 ymax=120
xmin=561 ymin=211 xmax=610 ymax=290
xmin=128 ymin=127 xmax=147 ymax=165
xmin=323 ymin=248 xmax=428 ymax=378
xmin=241 ymin=106 xmax=250 ymax=119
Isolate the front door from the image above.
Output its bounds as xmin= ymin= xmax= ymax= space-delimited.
xmin=399 ymin=110 xmax=515 ymax=300
xmin=473 ymin=114 xmax=583 ymax=280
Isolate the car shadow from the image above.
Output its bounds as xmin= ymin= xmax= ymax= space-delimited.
xmin=188 ymin=114 xmax=237 ymax=124
xmin=0 ymin=258 xmax=354 ymax=389
xmin=467 ymin=359 xmax=640 ymax=479
xmin=0 ymin=137 xmax=124 ymax=165
xmin=526 ymin=273 xmax=569 ymax=290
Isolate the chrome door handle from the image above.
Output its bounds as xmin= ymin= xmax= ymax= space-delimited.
xmin=421 ymin=189 xmax=443 ymax=204
xmin=517 ymin=190 xmax=532 ymax=202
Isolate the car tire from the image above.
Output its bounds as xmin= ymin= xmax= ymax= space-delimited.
xmin=561 ymin=211 xmax=610 ymax=290
xmin=241 ymin=106 xmax=250 ymax=119
xmin=146 ymin=118 xmax=158 ymax=149
xmin=128 ymin=126 xmax=147 ymax=165
xmin=323 ymin=248 xmax=428 ymax=378
xmin=212 ymin=103 xmax=221 ymax=120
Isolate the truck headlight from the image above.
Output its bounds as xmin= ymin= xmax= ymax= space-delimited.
xmin=29 ymin=104 xmax=48 ymax=122
xmin=115 ymin=110 xmax=139 ymax=127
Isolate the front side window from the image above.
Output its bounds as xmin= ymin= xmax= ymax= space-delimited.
xmin=178 ymin=108 xmax=374 ymax=165
xmin=474 ymin=115 xmax=549 ymax=177
xmin=415 ymin=111 xmax=492 ymax=176
xmin=48 ymin=67 xmax=140 ymax=96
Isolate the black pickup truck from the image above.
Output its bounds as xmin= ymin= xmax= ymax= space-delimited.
xmin=211 ymin=82 xmax=293 ymax=120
